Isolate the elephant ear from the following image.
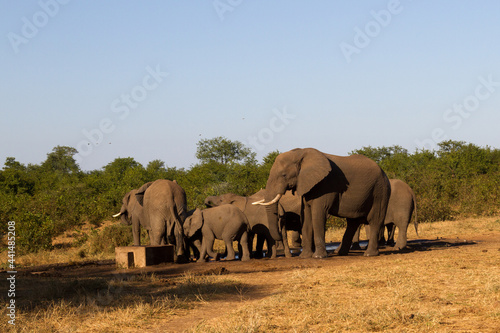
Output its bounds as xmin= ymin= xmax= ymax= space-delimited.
xmin=296 ymin=148 xmax=332 ymax=197
xmin=226 ymin=194 xmax=246 ymax=211
xmin=188 ymin=208 xmax=203 ymax=237
xmin=135 ymin=181 xmax=154 ymax=206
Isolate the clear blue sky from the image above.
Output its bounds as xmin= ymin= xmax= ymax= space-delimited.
xmin=2 ymin=1 xmax=499 ymax=171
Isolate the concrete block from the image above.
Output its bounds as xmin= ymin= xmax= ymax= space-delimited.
xmin=115 ymin=245 xmax=174 ymax=268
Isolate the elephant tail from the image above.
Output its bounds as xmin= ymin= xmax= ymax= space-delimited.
xmin=412 ymin=191 xmax=419 ymax=238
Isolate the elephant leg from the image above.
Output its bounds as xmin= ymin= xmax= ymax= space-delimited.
xmin=365 ymin=219 xmax=382 ymax=257
xmin=254 ymin=234 xmax=265 ymax=259
xmin=190 ymin=238 xmax=202 ymax=261
xmin=311 ymin=205 xmax=328 ymax=259
xmin=172 ymin=220 xmax=186 ymax=259
xmin=132 ymin=221 xmax=141 ymax=246
xmin=291 ymin=230 xmax=302 ymax=248
xmin=394 ymin=225 xmax=408 ymax=250
xmin=246 ymin=232 xmax=255 ymax=259
xmin=267 ymin=237 xmax=277 ymax=259
xmin=300 ymin=202 xmax=314 ymax=258
xmin=337 ymin=218 xmax=362 ymax=256
xmin=350 ymin=224 xmax=362 ymax=250
xmin=204 ymin=233 xmax=220 ymax=261
xmin=222 ymin=234 xmax=236 ymax=261
xmin=199 ymin=241 xmax=208 ymax=263
xmin=239 ymin=232 xmax=251 ymax=261
xmin=150 ymin=225 xmax=164 ymax=246
xmin=386 ymin=223 xmax=396 ymax=247
xmin=282 ymin=227 xmax=293 ymax=258
xmin=378 ymin=224 xmax=387 ymax=246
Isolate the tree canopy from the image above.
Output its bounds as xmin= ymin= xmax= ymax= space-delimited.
xmin=196 ymin=136 xmax=256 ymax=165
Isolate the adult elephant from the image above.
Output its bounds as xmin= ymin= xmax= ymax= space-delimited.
xmin=135 ymin=179 xmax=188 ymax=262
xmin=113 ymin=182 xmax=152 ymax=245
xmin=254 ymin=148 xmax=391 ymax=258
xmin=204 ymin=189 xmax=301 ymax=258
xmin=352 ymin=179 xmax=419 ymax=250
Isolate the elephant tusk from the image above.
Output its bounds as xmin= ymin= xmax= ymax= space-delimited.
xmin=252 ymin=194 xmax=282 ymax=206
xmin=251 ymin=199 xmax=265 ymax=205
xmin=112 ymin=212 xmax=122 ymax=218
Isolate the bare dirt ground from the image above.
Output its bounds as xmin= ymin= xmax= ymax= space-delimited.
xmin=2 ymin=218 xmax=500 ymax=332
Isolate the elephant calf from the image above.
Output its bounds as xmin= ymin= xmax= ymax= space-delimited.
xmin=183 ymin=205 xmax=251 ymax=262
xmin=352 ymin=178 xmax=418 ymax=251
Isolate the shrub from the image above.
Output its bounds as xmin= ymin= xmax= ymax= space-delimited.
xmin=15 ymin=212 xmax=55 ymax=255
xmin=86 ymin=224 xmax=133 ymax=255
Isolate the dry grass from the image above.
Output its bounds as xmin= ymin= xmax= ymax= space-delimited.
xmin=0 ymin=271 xmax=248 ymax=332
xmin=1 ymin=216 xmax=499 ymax=332
xmin=192 ymin=217 xmax=500 ymax=332
xmin=192 ymin=247 xmax=500 ymax=332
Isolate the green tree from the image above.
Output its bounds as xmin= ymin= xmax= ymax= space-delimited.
xmin=41 ymin=146 xmax=80 ymax=174
xmin=350 ymin=145 xmax=408 ymax=163
xmin=196 ymin=137 xmax=255 ymax=165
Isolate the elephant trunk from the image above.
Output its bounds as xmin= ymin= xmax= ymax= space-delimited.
xmin=265 ymin=202 xmax=282 ymax=241
xmin=253 ymin=193 xmax=283 ymax=241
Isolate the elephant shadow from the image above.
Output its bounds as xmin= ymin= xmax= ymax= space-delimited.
xmin=331 ymin=238 xmax=477 ymax=256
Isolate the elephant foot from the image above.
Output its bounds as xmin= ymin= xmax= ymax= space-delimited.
xmin=313 ymin=248 xmax=328 ymax=259
xmin=363 ymin=249 xmax=380 ymax=257
xmin=253 ymin=251 xmax=264 ymax=259
xmin=299 ymin=251 xmax=313 ymax=259
xmin=337 ymin=249 xmax=349 ymax=256
xmin=240 ymin=255 xmax=251 ymax=261
xmin=175 ymin=254 xmax=189 ymax=264
xmin=284 ymin=251 xmax=293 ymax=258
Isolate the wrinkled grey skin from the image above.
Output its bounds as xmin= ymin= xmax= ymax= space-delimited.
xmin=257 ymin=148 xmax=391 ymax=258
xmin=183 ymin=205 xmax=251 ymax=262
xmin=115 ymin=184 xmax=152 ymax=245
xmin=135 ymin=179 xmax=188 ymax=262
xmin=352 ymin=179 xmax=418 ymax=250
xmin=204 ymin=189 xmax=302 ymax=258
xmin=275 ymin=190 xmax=302 ymax=256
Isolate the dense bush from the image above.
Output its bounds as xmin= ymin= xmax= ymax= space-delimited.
xmin=15 ymin=212 xmax=55 ymax=255
xmin=0 ymin=139 xmax=499 ymax=254
xmin=85 ymin=224 xmax=134 ymax=255
xmin=351 ymin=141 xmax=500 ymax=221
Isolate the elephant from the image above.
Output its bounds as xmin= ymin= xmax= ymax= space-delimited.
xmin=113 ymin=182 xmax=152 ymax=246
xmin=183 ymin=205 xmax=251 ymax=262
xmin=204 ymin=189 xmax=302 ymax=258
xmin=351 ymin=179 xmax=419 ymax=250
xmin=135 ymin=179 xmax=188 ymax=262
xmin=254 ymin=148 xmax=391 ymax=258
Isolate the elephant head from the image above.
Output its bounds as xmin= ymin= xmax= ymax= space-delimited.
xmin=113 ymin=190 xmax=138 ymax=226
xmin=254 ymin=148 xmax=332 ymax=240
xmin=205 ymin=193 xmax=246 ymax=211
xmin=183 ymin=208 xmax=203 ymax=239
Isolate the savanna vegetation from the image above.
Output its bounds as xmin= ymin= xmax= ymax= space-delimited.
xmin=0 ymin=138 xmax=499 ymax=256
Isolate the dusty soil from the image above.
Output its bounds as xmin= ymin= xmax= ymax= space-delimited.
xmin=5 ymin=232 xmax=499 ymax=332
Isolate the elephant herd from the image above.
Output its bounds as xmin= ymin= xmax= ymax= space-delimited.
xmin=113 ymin=148 xmax=418 ymax=263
